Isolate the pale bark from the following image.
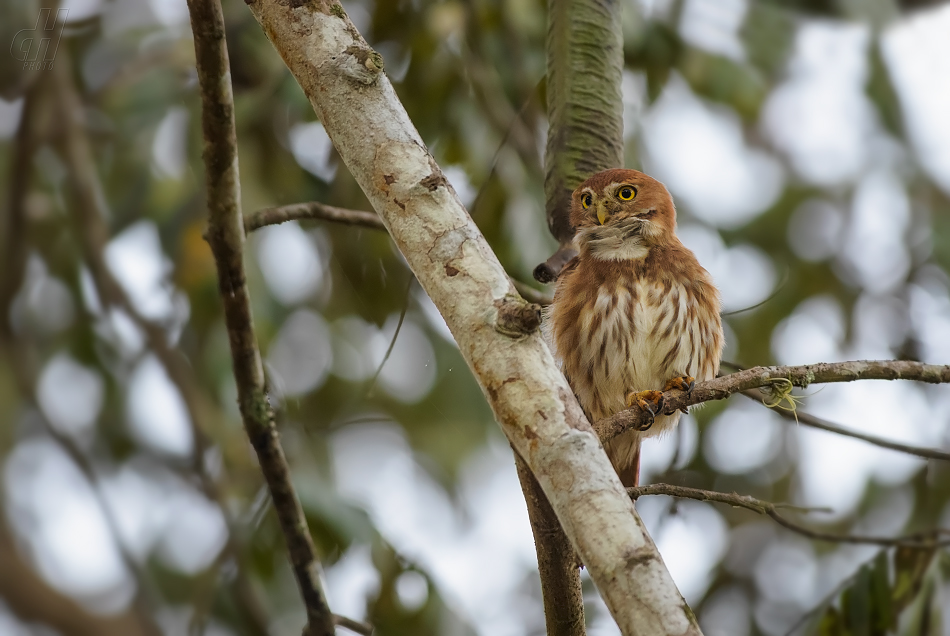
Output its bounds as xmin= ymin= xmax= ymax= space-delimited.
xmin=244 ymin=2 xmax=701 ymax=634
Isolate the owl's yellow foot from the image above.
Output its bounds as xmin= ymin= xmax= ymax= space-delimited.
xmin=663 ymin=375 xmax=695 ymax=414
xmin=663 ymin=375 xmax=695 ymax=394
xmin=625 ymin=390 xmax=664 ymax=431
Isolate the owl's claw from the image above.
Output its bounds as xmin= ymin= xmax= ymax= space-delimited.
xmin=625 ymin=390 xmax=665 ymax=431
xmin=663 ymin=375 xmax=695 ymax=394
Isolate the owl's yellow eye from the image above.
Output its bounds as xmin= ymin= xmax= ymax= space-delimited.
xmin=618 ymin=186 xmax=636 ymax=201
xmin=581 ymin=193 xmax=593 ymax=208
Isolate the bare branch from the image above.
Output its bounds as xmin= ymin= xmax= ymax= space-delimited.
xmin=596 ymin=360 xmax=950 ymax=444
xmin=333 ymin=615 xmax=374 ymax=635
xmin=244 ymin=201 xmax=553 ymax=307
xmin=511 ymin=278 xmax=552 ymax=306
xmin=628 ymin=484 xmax=950 ymax=549
xmin=185 ymin=0 xmax=335 ymax=634
xmin=460 ymin=48 xmax=541 ymax=176
xmin=244 ymin=201 xmax=386 ymax=233
xmin=514 ymin=453 xmax=585 ymax=636
xmin=740 ymin=390 xmax=950 ymax=462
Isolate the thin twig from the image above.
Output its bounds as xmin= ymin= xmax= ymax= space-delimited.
xmin=185 ymin=0 xmax=336 ymax=634
xmin=467 ymin=84 xmax=539 ymax=221
xmin=244 ymin=200 xmax=549 ymax=308
xmin=364 ymin=275 xmax=413 ymax=399
xmin=244 ymin=201 xmax=386 ymax=233
xmin=719 ymin=360 xmax=950 ymax=461
xmin=596 ymin=360 xmax=950 ymax=444
xmin=512 ymin=278 xmax=552 ymax=306
xmin=628 ymin=484 xmax=950 ymax=549
xmin=333 ymin=614 xmax=374 ymax=635
xmin=720 ymin=265 xmax=789 ymax=316
xmin=740 ymin=390 xmax=950 ymax=462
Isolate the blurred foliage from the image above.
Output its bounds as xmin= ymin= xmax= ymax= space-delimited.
xmin=804 ymin=548 xmax=944 ymax=636
xmin=0 ymin=0 xmax=949 ymax=635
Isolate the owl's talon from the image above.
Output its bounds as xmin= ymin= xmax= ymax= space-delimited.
xmin=663 ymin=375 xmax=695 ymax=395
xmin=625 ymin=390 xmax=664 ymax=431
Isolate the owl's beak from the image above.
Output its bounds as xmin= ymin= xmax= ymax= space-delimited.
xmin=596 ymin=204 xmax=609 ymax=225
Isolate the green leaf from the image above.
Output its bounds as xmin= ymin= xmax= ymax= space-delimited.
xmin=865 ymin=40 xmax=903 ymax=138
xmin=817 ymin=606 xmax=848 ymax=636
xmin=892 ymin=547 xmax=936 ymax=612
xmin=870 ymin=551 xmax=893 ymax=635
xmin=845 ymin=564 xmax=872 ymax=636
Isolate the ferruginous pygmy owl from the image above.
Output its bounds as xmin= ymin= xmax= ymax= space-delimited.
xmin=547 ymin=168 xmax=724 ymax=487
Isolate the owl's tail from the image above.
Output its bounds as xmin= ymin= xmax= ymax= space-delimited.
xmin=606 ymin=433 xmax=641 ymax=488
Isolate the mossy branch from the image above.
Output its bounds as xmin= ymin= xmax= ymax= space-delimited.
xmin=537 ymin=0 xmax=625 ymax=283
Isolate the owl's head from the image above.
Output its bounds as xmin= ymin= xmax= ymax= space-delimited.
xmin=570 ymin=169 xmax=676 ymax=260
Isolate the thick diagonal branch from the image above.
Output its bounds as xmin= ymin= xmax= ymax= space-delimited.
xmin=596 ymin=360 xmax=950 ymax=444
xmin=244 ymin=2 xmax=701 ymax=634
xmin=185 ymin=1 xmax=335 ymax=634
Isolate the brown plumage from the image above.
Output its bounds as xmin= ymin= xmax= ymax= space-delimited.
xmin=547 ymin=169 xmax=724 ymax=487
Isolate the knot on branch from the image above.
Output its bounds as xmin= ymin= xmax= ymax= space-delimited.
xmin=494 ymin=296 xmax=542 ymax=338
xmin=340 ymin=45 xmax=384 ymax=85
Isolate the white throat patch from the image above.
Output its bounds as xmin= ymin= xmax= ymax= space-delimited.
xmin=576 ymin=218 xmax=649 ymax=261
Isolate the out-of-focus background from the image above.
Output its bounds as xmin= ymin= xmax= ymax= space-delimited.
xmin=1 ymin=0 xmax=950 ymax=634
